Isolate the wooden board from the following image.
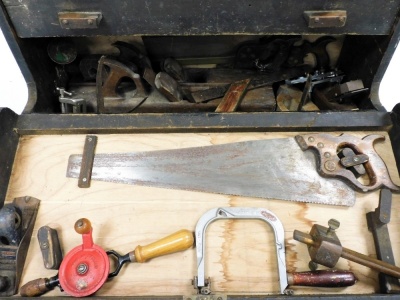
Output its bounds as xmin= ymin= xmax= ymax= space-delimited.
xmin=5 ymin=132 xmax=400 ymax=297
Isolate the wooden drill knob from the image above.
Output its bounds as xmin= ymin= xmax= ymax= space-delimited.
xmin=74 ymin=218 xmax=91 ymax=234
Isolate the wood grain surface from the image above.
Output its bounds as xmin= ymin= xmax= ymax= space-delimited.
xmin=6 ymin=132 xmax=400 ymax=297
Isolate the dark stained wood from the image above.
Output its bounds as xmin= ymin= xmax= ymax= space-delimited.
xmin=0 ymin=108 xmax=19 ymax=208
xmin=15 ymin=111 xmax=392 ymax=135
xmin=215 ymin=79 xmax=251 ymax=113
xmin=3 ymin=0 xmax=399 ymax=37
xmin=288 ymin=270 xmax=357 ymax=287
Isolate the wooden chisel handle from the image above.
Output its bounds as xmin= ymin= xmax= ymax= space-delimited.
xmin=132 ymin=229 xmax=194 ymax=263
xmin=287 ymin=270 xmax=357 ymax=287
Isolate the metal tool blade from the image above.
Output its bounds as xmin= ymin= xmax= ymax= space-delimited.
xmin=66 ymin=137 xmax=356 ymax=206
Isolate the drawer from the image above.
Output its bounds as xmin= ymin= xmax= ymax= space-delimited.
xmin=2 ymin=0 xmax=399 ymax=38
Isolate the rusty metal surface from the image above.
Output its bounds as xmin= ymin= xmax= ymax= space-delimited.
xmin=303 ymin=11 xmax=347 ymax=28
xmin=367 ymin=189 xmax=400 ymax=293
xmin=308 ymin=223 xmax=342 ymax=268
xmin=67 ymin=137 xmax=356 ymax=206
xmin=294 ymin=220 xmax=343 ymax=269
xmin=58 ymin=11 xmax=102 ymax=29
xmin=340 ymin=153 xmax=369 ymax=168
xmin=37 ymin=226 xmax=63 ymax=270
xmin=154 ymin=72 xmax=183 ymax=102
xmin=96 ymin=56 xmax=148 ymax=114
xmin=78 ymin=135 xmax=98 ymax=188
xmin=295 ymin=133 xmax=400 ymax=192
xmin=339 ymin=148 xmax=366 ymax=177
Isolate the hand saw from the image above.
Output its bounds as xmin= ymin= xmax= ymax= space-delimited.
xmin=66 ymin=133 xmax=400 ymax=206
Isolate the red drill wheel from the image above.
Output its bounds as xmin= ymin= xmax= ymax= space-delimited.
xmin=58 ymin=219 xmax=110 ymax=297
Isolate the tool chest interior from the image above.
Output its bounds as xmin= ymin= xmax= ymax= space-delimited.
xmin=1 ymin=0 xmax=400 ymax=298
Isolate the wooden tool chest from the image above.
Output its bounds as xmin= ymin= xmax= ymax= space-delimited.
xmin=1 ymin=1 xmax=400 ymax=298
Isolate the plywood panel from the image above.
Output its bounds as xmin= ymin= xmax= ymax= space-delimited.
xmin=6 ymin=132 xmax=400 ymax=297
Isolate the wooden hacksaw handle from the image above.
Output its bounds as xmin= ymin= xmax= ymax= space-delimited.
xmin=288 ymin=270 xmax=357 ymax=287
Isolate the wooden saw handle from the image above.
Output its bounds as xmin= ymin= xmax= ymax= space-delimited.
xmin=133 ymin=229 xmax=194 ymax=263
xmin=287 ymin=270 xmax=357 ymax=287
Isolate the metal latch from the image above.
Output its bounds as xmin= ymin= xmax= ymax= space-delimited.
xmin=58 ymin=12 xmax=102 ymax=29
xmin=303 ymin=11 xmax=347 ymax=28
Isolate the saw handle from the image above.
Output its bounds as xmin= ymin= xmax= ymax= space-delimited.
xmin=19 ymin=275 xmax=59 ymax=297
xmin=133 ymin=229 xmax=194 ymax=263
xmin=295 ymin=133 xmax=400 ymax=193
xmin=287 ymin=270 xmax=357 ymax=287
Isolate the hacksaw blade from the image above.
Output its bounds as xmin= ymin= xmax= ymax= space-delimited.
xmin=66 ymin=137 xmax=356 ymax=206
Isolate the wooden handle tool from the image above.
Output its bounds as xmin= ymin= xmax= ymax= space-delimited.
xmin=107 ymin=229 xmax=194 ymax=278
xmin=287 ymin=270 xmax=357 ymax=287
xmin=132 ymin=229 xmax=194 ymax=263
xmin=19 ymin=275 xmax=59 ymax=297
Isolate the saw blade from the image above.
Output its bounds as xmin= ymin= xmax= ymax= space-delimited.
xmin=66 ymin=137 xmax=356 ymax=206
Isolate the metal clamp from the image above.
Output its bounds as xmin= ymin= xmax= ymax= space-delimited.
xmin=57 ymin=88 xmax=86 ymax=114
xmin=193 ymin=207 xmax=288 ymax=295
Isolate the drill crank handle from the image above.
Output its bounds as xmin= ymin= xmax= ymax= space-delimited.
xmin=108 ymin=229 xmax=194 ymax=278
xmin=19 ymin=274 xmax=59 ymax=297
xmin=131 ymin=229 xmax=194 ymax=263
xmin=287 ymin=270 xmax=357 ymax=287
